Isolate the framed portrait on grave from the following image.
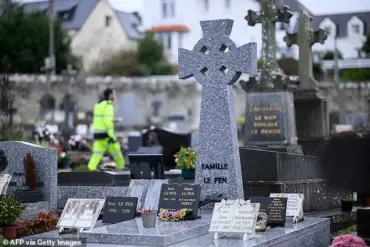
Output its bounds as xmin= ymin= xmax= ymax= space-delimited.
xmin=57 ymin=198 xmax=105 ymax=230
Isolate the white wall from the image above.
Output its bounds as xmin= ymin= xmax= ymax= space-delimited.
xmin=70 ymin=0 xmax=137 ymax=71
xmin=142 ymin=0 xmax=262 ymax=64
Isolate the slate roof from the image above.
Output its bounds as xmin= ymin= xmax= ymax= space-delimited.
xmin=21 ymin=0 xmax=142 ymax=40
xmin=22 ymin=0 xmax=97 ymax=30
xmin=114 ymin=10 xmax=142 ymax=40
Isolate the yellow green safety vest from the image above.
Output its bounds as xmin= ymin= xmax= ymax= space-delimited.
xmin=93 ymin=100 xmax=115 ymax=139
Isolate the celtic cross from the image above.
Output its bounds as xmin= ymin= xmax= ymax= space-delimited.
xmin=178 ymin=19 xmax=257 ymax=200
xmin=244 ymin=0 xmax=293 ymax=89
xmin=283 ymin=9 xmax=327 ymax=90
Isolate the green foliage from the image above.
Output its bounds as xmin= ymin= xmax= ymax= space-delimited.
xmin=0 ymin=233 xmax=4 ymax=247
xmin=257 ymin=58 xmax=263 ymax=69
xmin=313 ymin=63 xmax=324 ymax=81
xmin=72 ymin=165 xmax=91 ymax=172
xmin=174 ymin=147 xmax=196 ymax=170
xmin=0 ymin=2 xmax=80 ymax=73
xmin=0 ymin=195 xmax=24 ymax=226
xmin=343 ymin=194 xmax=355 ymax=201
xmin=361 ymin=32 xmax=370 ymax=56
xmin=340 ymin=68 xmax=370 ymax=81
xmin=322 ymin=50 xmax=343 ymax=60
xmin=90 ymin=33 xmax=175 ymax=76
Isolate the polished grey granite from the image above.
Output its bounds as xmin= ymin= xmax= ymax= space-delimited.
xmin=28 ymin=212 xmax=329 ymax=247
xmin=0 ymin=141 xmax=58 ymax=210
xmin=143 ymin=179 xmax=169 ymax=210
xmin=58 ymin=186 xmax=131 ymax=208
xmin=21 ymin=201 xmax=50 ymax=219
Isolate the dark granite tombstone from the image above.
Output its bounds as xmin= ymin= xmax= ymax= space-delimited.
xmin=142 ymin=128 xmax=191 ymax=170
xmin=283 ymin=9 xmax=329 ymax=155
xmin=128 ymin=154 xmax=165 ymax=179
xmin=245 ymin=92 xmax=300 ymax=153
xmin=102 ymin=197 xmax=138 ymax=224
xmin=357 ymin=209 xmax=370 ymax=244
xmin=249 ymin=196 xmax=287 ymax=226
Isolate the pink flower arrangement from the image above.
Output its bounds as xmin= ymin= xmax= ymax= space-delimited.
xmin=158 ymin=208 xmax=190 ymax=222
xmin=330 ymin=234 xmax=367 ymax=247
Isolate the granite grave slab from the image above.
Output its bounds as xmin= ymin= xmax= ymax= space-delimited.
xmin=27 ymin=214 xmax=330 ymax=247
xmin=143 ymin=179 xmax=168 ymax=210
xmin=0 ymin=141 xmax=58 ymax=210
xmin=129 ymin=179 xmax=150 ymax=210
xmin=178 ymin=19 xmax=257 ymax=200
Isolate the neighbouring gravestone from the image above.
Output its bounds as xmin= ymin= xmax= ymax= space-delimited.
xmin=143 ymin=179 xmax=169 ymax=210
xmin=102 ymin=197 xmax=138 ymax=224
xmin=283 ymin=9 xmax=330 ymax=147
xmin=0 ymin=174 xmax=11 ymax=195
xmin=178 ymin=19 xmax=257 ymax=200
xmin=128 ymin=179 xmax=150 ymax=210
xmin=249 ymin=197 xmax=287 ymax=226
xmin=57 ymin=198 xmax=105 ymax=231
xmin=270 ymin=193 xmax=304 ymax=223
xmin=158 ymin=184 xmax=201 ymax=217
xmin=0 ymin=141 xmax=58 ymax=209
xmin=209 ymin=199 xmax=260 ymax=240
xmin=241 ymin=1 xmax=301 ymax=153
xmin=357 ymin=209 xmax=370 ymax=243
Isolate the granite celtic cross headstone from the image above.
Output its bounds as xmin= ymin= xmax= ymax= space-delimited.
xmin=243 ymin=0 xmax=293 ymax=90
xmin=283 ymin=9 xmax=327 ymax=90
xmin=178 ymin=19 xmax=257 ymax=200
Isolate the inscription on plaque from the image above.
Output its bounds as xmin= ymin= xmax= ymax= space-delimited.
xmin=102 ymin=197 xmax=138 ymax=224
xmin=209 ymin=199 xmax=260 ymax=235
xmin=158 ymin=184 xmax=201 ymax=216
xmin=270 ymin=193 xmax=304 ymax=223
xmin=249 ymin=197 xmax=287 ymax=226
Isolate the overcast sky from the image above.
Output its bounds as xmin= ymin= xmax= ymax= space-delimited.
xmin=18 ymin=0 xmax=143 ymax=12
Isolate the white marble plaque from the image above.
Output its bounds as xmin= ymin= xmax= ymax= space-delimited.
xmin=270 ymin=193 xmax=304 ymax=222
xmin=129 ymin=179 xmax=150 ymax=210
xmin=0 ymin=174 xmax=11 ymax=195
xmin=57 ymin=198 xmax=105 ymax=230
xmin=209 ymin=199 xmax=260 ymax=234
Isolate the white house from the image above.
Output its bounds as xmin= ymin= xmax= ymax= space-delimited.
xmin=23 ymin=0 xmax=143 ymax=72
xmin=142 ymin=0 xmax=370 ymax=64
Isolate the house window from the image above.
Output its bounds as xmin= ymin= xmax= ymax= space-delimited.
xmin=157 ymin=33 xmax=172 ymax=50
xmin=204 ymin=0 xmax=209 ymax=10
xmin=161 ymin=0 xmax=175 ymax=19
xmin=351 ymin=24 xmax=360 ymax=34
xmin=105 ymin=16 xmax=112 ymax=27
xmin=225 ymin=0 xmax=231 ymax=8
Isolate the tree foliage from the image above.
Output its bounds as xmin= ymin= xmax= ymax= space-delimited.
xmin=90 ymin=33 xmax=175 ymax=76
xmin=361 ymin=32 xmax=370 ymax=56
xmin=322 ymin=50 xmax=343 ymax=60
xmin=0 ymin=1 xmax=80 ymax=73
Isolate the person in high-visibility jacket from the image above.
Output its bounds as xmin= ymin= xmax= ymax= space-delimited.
xmin=87 ymin=88 xmax=125 ymax=171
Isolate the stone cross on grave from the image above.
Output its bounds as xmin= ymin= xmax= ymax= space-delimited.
xmin=283 ymin=9 xmax=327 ymax=90
xmin=178 ymin=19 xmax=257 ymax=200
xmin=244 ymin=0 xmax=293 ymax=90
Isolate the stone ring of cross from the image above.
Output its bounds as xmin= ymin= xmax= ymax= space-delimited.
xmin=191 ymin=36 xmax=242 ymax=86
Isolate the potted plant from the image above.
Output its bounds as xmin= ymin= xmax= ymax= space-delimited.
xmin=14 ymin=153 xmax=43 ymax=203
xmin=174 ymin=147 xmax=196 ymax=179
xmin=18 ymin=210 xmax=59 ymax=237
xmin=139 ymin=208 xmax=157 ymax=228
xmin=341 ymin=194 xmax=355 ymax=212
xmin=0 ymin=195 xmax=24 ymax=240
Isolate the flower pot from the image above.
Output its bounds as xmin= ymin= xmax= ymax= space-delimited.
xmin=341 ymin=200 xmax=354 ymax=212
xmin=181 ymin=169 xmax=195 ymax=179
xmin=141 ymin=212 xmax=157 ymax=228
xmin=1 ymin=225 xmax=18 ymax=240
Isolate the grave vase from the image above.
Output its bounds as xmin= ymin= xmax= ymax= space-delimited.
xmin=1 ymin=225 xmax=18 ymax=240
xmin=141 ymin=212 xmax=157 ymax=228
xmin=181 ymin=169 xmax=195 ymax=179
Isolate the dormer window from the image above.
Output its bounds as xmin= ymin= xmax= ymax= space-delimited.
xmin=324 ymin=26 xmax=332 ymax=35
xmin=351 ymin=24 xmax=360 ymax=34
xmin=204 ymin=0 xmax=209 ymax=10
xmin=319 ymin=17 xmax=336 ymax=37
xmin=105 ymin=16 xmax=112 ymax=27
xmin=347 ymin=15 xmax=364 ymax=36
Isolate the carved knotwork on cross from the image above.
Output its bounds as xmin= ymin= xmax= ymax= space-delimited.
xmin=244 ymin=0 xmax=293 ymax=90
xmin=178 ymin=19 xmax=257 ymax=86
xmin=283 ymin=9 xmax=327 ymax=90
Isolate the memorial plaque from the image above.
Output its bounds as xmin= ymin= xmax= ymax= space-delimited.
xmin=0 ymin=174 xmax=11 ymax=195
xmin=158 ymin=184 xmax=201 ymax=216
xmin=246 ymin=93 xmax=290 ymax=144
xmin=102 ymin=197 xmax=138 ymax=224
xmin=57 ymin=198 xmax=105 ymax=230
xmin=209 ymin=199 xmax=260 ymax=234
xmin=270 ymin=193 xmax=304 ymax=222
xmin=249 ymin=197 xmax=287 ymax=226
xmin=128 ymin=179 xmax=150 ymax=210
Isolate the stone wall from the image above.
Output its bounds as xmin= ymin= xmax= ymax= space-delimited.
xmin=8 ymin=74 xmax=370 ymax=127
